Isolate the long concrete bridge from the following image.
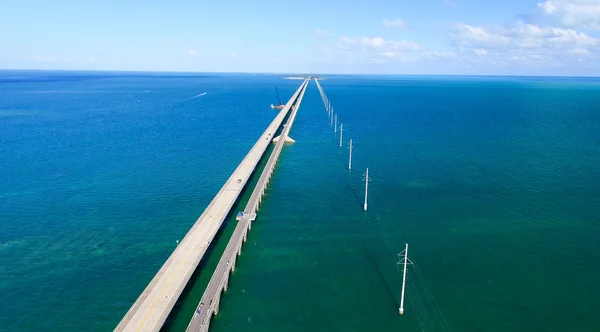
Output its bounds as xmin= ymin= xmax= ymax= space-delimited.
xmin=115 ymin=78 xmax=310 ymax=332
xmin=185 ymin=76 xmax=308 ymax=332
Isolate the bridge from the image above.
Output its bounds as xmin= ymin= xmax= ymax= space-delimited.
xmin=185 ymin=76 xmax=308 ymax=332
xmin=115 ymin=78 xmax=310 ymax=332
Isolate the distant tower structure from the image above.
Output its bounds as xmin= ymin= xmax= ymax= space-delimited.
xmin=334 ymin=114 xmax=338 ymax=133
xmin=397 ymin=243 xmax=413 ymax=315
xmin=363 ymin=168 xmax=371 ymax=211
xmin=348 ymin=139 xmax=353 ymax=170
xmin=339 ymin=123 xmax=343 ymax=147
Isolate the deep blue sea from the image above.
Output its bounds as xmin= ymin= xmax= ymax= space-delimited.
xmin=1 ymin=71 xmax=599 ymax=332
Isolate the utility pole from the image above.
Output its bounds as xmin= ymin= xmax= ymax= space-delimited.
xmin=339 ymin=123 xmax=343 ymax=147
xmin=397 ymin=243 xmax=413 ymax=315
xmin=348 ymin=139 xmax=353 ymax=170
xmin=334 ymin=114 xmax=338 ymax=133
xmin=362 ymin=168 xmax=371 ymax=211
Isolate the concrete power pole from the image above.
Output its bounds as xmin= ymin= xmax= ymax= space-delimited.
xmin=363 ymin=168 xmax=371 ymax=211
xmin=334 ymin=114 xmax=338 ymax=133
xmin=348 ymin=139 xmax=353 ymax=170
xmin=397 ymin=243 xmax=413 ymax=315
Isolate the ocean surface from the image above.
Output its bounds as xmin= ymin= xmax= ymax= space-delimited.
xmin=1 ymin=71 xmax=599 ymax=332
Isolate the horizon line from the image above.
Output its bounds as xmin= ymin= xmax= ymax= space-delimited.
xmin=1 ymin=68 xmax=600 ymax=79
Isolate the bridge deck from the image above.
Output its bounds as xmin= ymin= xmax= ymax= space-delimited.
xmin=185 ymin=79 xmax=310 ymax=332
xmin=115 ymin=79 xmax=309 ymax=332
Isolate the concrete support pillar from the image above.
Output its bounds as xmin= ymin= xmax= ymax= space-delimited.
xmin=223 ymin=274 xmax=229 ymax=292
xmin=243 ymin=230 xmax=247 ymax=242
xmin=213 ymin=295 xmax=220 ymax=315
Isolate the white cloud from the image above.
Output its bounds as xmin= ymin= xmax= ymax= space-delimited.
xmin=338 ymin=35 xmax=357 ymax=46
xmin=452 ymin=22 xmax=597 ymax=49
xmin=569 ymin=47 xmax=591 ymax=53
xmin=538 ymin=0 xmax=600 ymax=29
xmin=331 ymin=34 xmax=423 ymax=63
xmin=188 ymin=50 xmax=199 ymax=56
xmin=314 ymin=29 xmax=330 ymax=37
xmin=449 ymin=21 xmax=599 ymax=68
xmin=421 ymin=51 xmax=459 ymax=60
xmin=474 ymin=48 xmax=488 ymax=56
xmin=452 ymin=23 xmax=510 ymax=48
xmin=359 ymin=36 xmax=387 ymax=48
xmin=316 ymin=17 xmax=599 ymax=73
xmin=379 ymin=52 xmax=397 ymax=58
xmin=382 ymin=18 xmax=406 ymax=29
xmin=539 ymin=0 xmax=557 ymax=13
xmin=358 ymin=36 xmax=420 ymax=51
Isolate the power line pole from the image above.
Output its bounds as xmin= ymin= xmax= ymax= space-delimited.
xmin=348 ymin=139 xmax=353 ymax=170
xmin=362 ymin=168 xmax=371 ymax=211
xmin=397 ymin=243 xmax=413 ymax=315
xmin=333 ymin=114 xmax=337 ymax=133
xmin=339 ymin=123 xmax=343 ymax=147
xmin=334 ymin=114 xmax=338 ymax=133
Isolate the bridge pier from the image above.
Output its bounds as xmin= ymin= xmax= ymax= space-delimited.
xmin=212 ymin=296 xmax=220 ymax=316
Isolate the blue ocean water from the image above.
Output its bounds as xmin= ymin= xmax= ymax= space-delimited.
xmin=1 ymin=71 xmax=599 ymax=331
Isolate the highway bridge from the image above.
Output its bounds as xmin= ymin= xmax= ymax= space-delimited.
xmin=115 ymin=78 xmax=310 ymax=332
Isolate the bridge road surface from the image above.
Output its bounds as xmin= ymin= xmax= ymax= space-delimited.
xmin=185 ymin=77 xmax=310 ymax=332
xmin=115 ymin=78 xmax=309 ymax=332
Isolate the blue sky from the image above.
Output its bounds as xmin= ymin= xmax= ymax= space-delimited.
xmin=2 ymin=0 xmax=600 ymax=75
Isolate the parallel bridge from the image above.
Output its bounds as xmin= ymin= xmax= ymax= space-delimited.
xmin=186 ymin=77 xmax=309 ymax=332
xmin=115 ymin=78 xmax=309 ymax=332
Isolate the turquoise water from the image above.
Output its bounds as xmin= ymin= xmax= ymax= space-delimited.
xmin=1 ymin=72 xmax=600 ymax=331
